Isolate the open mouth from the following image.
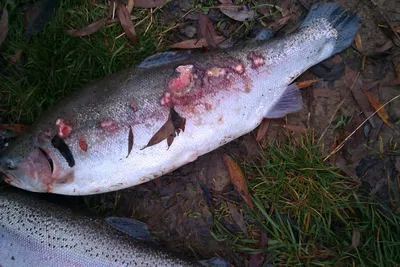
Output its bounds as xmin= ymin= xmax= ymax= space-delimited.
xmin=37 ymin=147 xmax=54 ymax=174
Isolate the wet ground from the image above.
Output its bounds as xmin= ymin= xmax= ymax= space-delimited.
xmin=2 ymin=0 xmax=400 ymax=265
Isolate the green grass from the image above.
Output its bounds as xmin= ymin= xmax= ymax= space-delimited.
xmin=211 ymin=134 xmax=400 ymax=266
xmin=0 ymin=0 xmax=167 ymax=124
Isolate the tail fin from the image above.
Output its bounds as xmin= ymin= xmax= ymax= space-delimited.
xmin=300 ymin=2 xmax=361 ymax=55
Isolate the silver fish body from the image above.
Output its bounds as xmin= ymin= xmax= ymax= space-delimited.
xmin=0 ymin=3 xmax=360 ymax=195
xmin=0 ymin=187 xmax=200 ymax=266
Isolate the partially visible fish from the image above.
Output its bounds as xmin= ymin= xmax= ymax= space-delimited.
xmin=0 ymin=3 xmax=360 ymax=195
xmin=0 ymin=187 xmax=208 ymax=266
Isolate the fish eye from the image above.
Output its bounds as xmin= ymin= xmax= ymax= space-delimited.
xmin=5 ymin=159 xmax=16 ymax=170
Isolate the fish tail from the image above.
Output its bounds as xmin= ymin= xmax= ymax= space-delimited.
xmin=301 ymin=2 xmax=361 ymax=55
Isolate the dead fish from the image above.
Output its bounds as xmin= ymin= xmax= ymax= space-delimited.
xmin=0 ymin=3 xmax=360 ymax=195
xmin=0 ymin=187 xmax=226 ymax=266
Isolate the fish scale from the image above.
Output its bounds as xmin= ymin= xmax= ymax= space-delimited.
xmin=0 ymin=2 xmax=360 ymax=195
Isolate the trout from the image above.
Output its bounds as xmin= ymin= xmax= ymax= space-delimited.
xmin=0 ymin=187 xmax=221 ymax=266
xmin=0 ymin=3 xmax=360 ymax=195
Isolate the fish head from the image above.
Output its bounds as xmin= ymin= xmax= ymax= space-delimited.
xmin=0 ymin=134 xmax=54 ymax=192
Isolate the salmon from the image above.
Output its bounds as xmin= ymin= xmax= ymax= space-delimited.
xmin=0 ymin=3 xmax=360 ymax=195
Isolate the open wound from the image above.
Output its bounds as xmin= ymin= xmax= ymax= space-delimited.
xmin=142 ymin=107 xmax=186 ymax=150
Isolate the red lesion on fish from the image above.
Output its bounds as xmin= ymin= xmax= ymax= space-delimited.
xmin=100 ymin=119 xmax=119 ymax=133
xmin=231 ymin=63 xmax=245 ymax=74
xmin=78 ymin=137 xmax=88 ymax=152
xmin=129 ymin=101 xmax=138 ymax=112
xmin=56 ymin=119 xmax=72 ymax=138
xmin=247 ymin=51 xmax=265 ymax=69
xmin=218 ymin=115 xmax=223 ymax=124
xmin=204 ymin=103 xmax=212 ymax=110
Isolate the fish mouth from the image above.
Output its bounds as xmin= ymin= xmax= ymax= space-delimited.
xmin=37 ymin=147 xmax=54 ymax=174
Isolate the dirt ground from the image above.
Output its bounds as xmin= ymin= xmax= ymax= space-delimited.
xmin=3 ymin=0 xmax=400 ymax=265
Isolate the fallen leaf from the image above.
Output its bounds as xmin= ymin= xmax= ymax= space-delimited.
xmin=222 ymin=153 xmax=253 ymax=210
xmin=267 ymin=14 xmax=292 ymax=31
xmin=354 ymin=32 xmax=362 ymax=50
xmin=350 ymin=228 xmax=361 ymax=248
xmin=66 ymin=18 xmax=107 ymax=37
xmin=218 ymin=0 xmax=232 ymax=3
xmin=256 ymin=119 xmax=270 ymax=141
xmin=219 ymin=4 xmax=256 ymax=22
xmin=134 ymin=0 xmax=166 ymax=8
xmin=126 ymin=126 xmax=134 ymax=158
xmin=0 ymin=124 xmax=29 ymax=133
xmin=374 ymin=40 xmax=393 ymax=54
xmin=142 ymin=108 xmax=186 ymax=149
xmin=117 ymin=3 xmax=137 ymax=44
xmin=127 ymin=0 xmax=134 ymax=13
xmin=198 ymin=12 xmax=218 ymax=48
xmin=0 ymin=8 xmax=8 ymax=48
xmin=226 ymin=201 xmax=248 ymax=236
xmin=296 ymin=79 xmax=319 ymax=89
xmin=393 ymin=24 xmax=400 ymax=33
xmin=362 ymin=88 xmax=394 ymax=129
xmin=249 ymin=230 xmax=268 ymax=267
xmin=344 ymin=66 xmax=376 ymax=128
xmin=10 ymin=49 xmax=22 ymax=64
xmin=169 ymin=36 xmax=225 ymax=49
xmin=281 ymin=124 xmax=306 ymax=133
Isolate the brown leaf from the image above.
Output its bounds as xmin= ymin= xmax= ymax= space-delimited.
xmin=296 ymin=78 xmax=319 ymax=89
xmin=0 ymin=8 xmax=8 ymax=48
xmin=350 ymin=228 xmax=361 ymax=248
xmin=169 ymin=36 xmax=225 ymax=49
xmin=219 ymin=4 xmax=256 ymax=21
xmin=126 ymin=126 xmax=134 ymax=158
xmin=66 ymin=18 xmax=107 ymax=37
xmin=344 ymin=66 xmax=376 ymax=128
xmin=0 ymin=124 xmax=29 ymax=133
xmin=134 ymin=0 xmax=166 ymax=8
xmin=142 ymin=108 xmax=186 ymax=149
xmin=267 ymin=15 xmax=292 ymax=31
xmin=393 ymin=24 xmax=400 ymax=33
xmin=222 ymin=153 xmax=253 ymax=210
xmin=256 ymin=119 xmax=270 ymax=141
xmin=127 ymin=0 xmax=135 ymax=13
xmin=374 ymin=40 xmax=393 ymax=54
xmin=354 ymin=32 xmax=362 ymax=50
xmin=362 ymin=88 xmax=394 ymax=129
xmin=226 ymin=201 xmax=248 ymax=236
xmin=198 ymin=12 xmax=218 ymax=48
xmin=117 ymin=4 xmax=136 ymax=44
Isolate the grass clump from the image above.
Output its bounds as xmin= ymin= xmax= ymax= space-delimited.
xmin=0 ymin=0 xmax=166 ymax=124
xmin=212 ymin=134 xmax=400 ymax=266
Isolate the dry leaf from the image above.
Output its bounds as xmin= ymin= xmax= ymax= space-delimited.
xmin=354 ymin=32 xmax=362 ymax=50
xmin=142 ymin=108 xmax=186 ymax=149
xmin=0 ymin=8 xmax=8 ymax=48
xmin=66 ymin=18 xmax=107 ymax=37
xmin=127 ymin=0 xmax=135 ymax=13
xmin=344 ymin=66 xmax=376 ymax=128
xmin=392 ymin=24 xmax=400 ymax=33
xmin=362 ymin=88 xmax=394 ymax=129
xmin=126 ymin=126 xmax=134 ymax=158
xmin=226 ymin=201 xmax=248 ymax=236
xmin=134 ymin=0 xmax=166 ymax=8
xmin=220 ymin=4 xmax=256 ymax=22
xmin=169 ymin=36 xmax=225 ymax=49
xmin=256 ymin=119 xmax=270 ymax=141
xmin=350 ymin=228 xmax=361 ymax=248
xmin=198 ymin=12 xmax=218 ymax=48
xmin=117 ymin=4 xmax=136 ymax=44
xmin=296 ymin=79 xmax=318 ymax=89
xmin=222 ymin=153 xmax=253 ymax=210
xmin=0 ymin=124 xmax=29 ymax=133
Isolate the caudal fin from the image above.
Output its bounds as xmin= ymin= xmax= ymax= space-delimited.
xmin=300 ymin=2 xmax=361 ymax=55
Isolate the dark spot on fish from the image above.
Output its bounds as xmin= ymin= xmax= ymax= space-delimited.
xmin=11 ymin=256 xmax=15 ymax=260
xmin=126 ymin=126 xmax=134 ymax=158
xmin=51 ymin=135 xmax=75 ymax=167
